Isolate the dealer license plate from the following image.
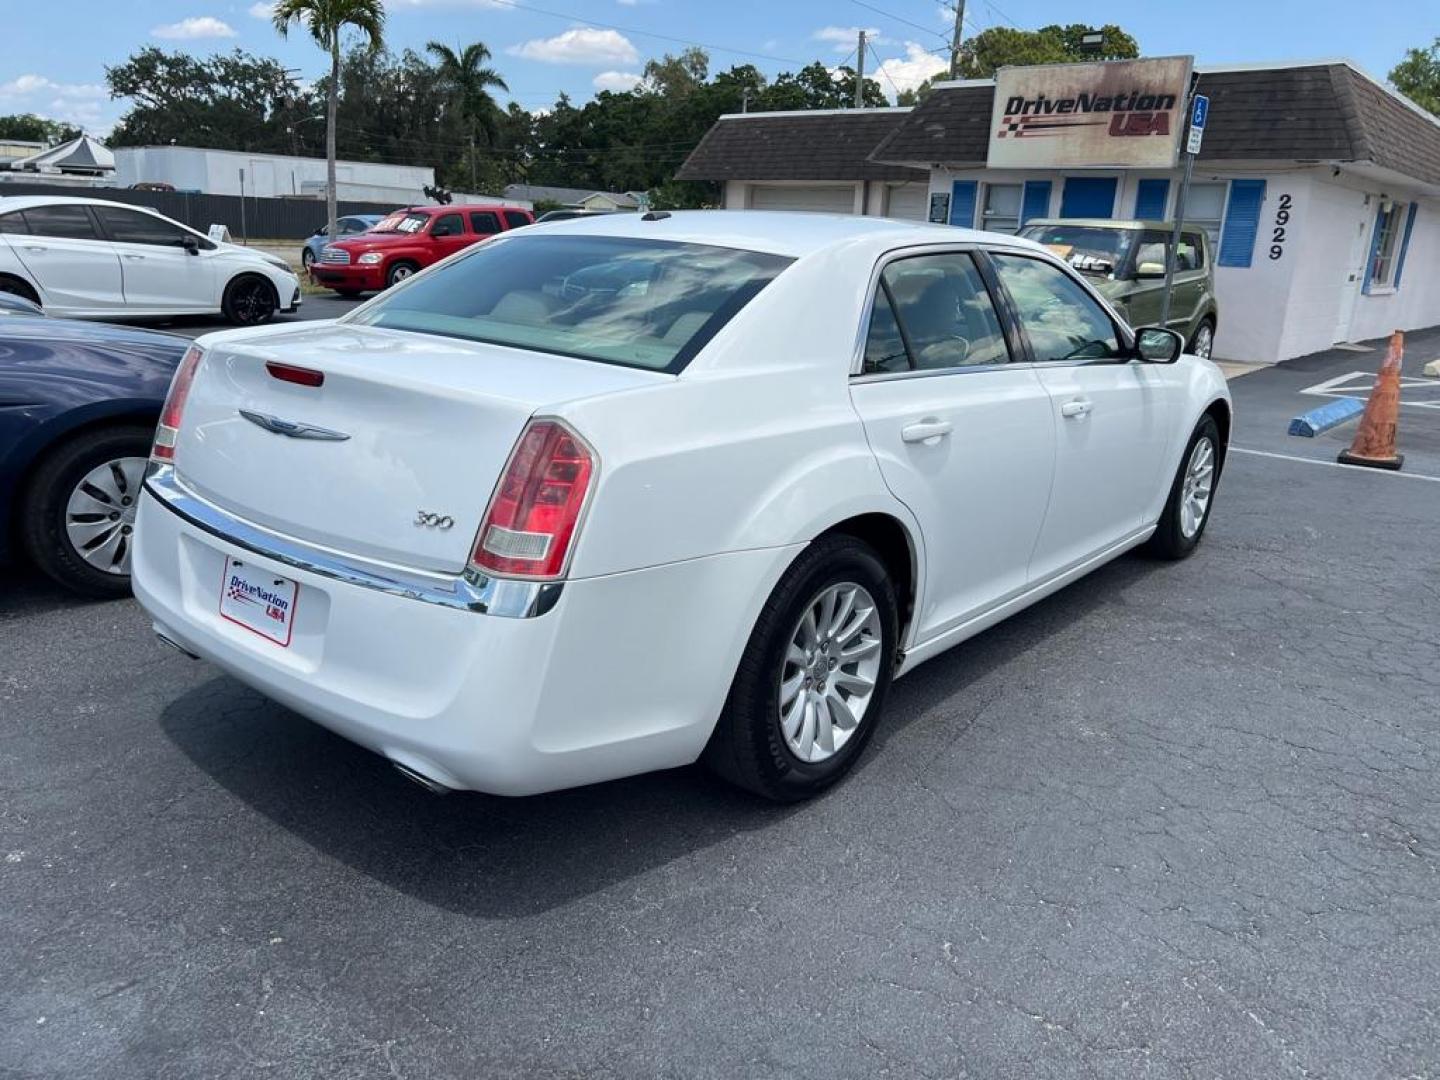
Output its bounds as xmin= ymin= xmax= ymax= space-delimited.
xmin=219 ymin=556 xmax=299 ymax=647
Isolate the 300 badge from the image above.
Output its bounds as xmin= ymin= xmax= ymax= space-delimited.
xmin=414 ymin=510 xmax=455 ymax=529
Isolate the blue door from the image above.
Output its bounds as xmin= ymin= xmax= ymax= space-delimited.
xmin=1060 ymin=177 xmax=1117 ymax=219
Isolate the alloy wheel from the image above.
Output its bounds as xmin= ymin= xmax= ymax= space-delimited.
xmin=231 ymin=278 xmax=275 ymax=324
xmin=778 ymin=582 xmax=883 ymax=763
xmin=1192 ymin=323 xmax=1214 ymax=359
xmin=1179 ymin=436 xmax=1216 ymax=539
xmin=64 ymin=456 xmax=147 ymax=575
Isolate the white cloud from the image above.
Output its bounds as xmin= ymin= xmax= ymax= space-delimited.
xmin=593 ymin=70 xmax=643 ymax=92
xmin=508 ymin=28 xmax=639 ymax=66
xmin=0 ymin=74 xmax=107 ymax=101
xmin=0 ymin=74 xmax=114 ymax=134
xmin=872 ymin=42 xmax=949 ymax=102
xmin=152 ymin=16 xmax=238 ymax=39
xmin=813 ymin=26 xmax=887 ymax=53
xmin=247 ymin=1 xmax=275 ymax=17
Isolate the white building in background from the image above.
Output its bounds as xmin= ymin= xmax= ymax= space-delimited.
xmin=113 ymin=146 xmax=436 ymax=204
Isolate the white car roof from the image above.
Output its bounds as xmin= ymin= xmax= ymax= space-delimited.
xmin=0 ymin=194 xmax=169 ymax=214
xmin=526 ymin=209 xmax=1047 ymax=259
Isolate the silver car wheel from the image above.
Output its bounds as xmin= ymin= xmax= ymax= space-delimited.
xmin=778 ymin=582 xmax=883 ymax=764
xmin=391 ymin=265 xmax=414 ymax=282
xmin=1179 ymin=436 xmax=1215 ymax=540
xmin=64 ymin=456 xmax=147 ymax=575
xmin=1192 ymin=323 xmax=1214 ymax=359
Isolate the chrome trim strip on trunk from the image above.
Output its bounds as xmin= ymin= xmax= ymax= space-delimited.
xmin=142 ymin=465 xmax=561 ymax=618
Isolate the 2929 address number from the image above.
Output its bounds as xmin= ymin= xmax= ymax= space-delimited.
xmin=1269 ymin=193 xmax=1292 ymax=260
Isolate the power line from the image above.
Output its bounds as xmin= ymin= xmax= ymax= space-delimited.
xmin=847 ymin=0 xmax=949 ymax=41
xmin=866 ymin=40 xmax=905 ymax=101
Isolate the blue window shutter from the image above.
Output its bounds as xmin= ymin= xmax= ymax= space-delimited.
xmin=1021 ymin=180 xmax=1051 ymax=224
xmin=1134 ymin=179 xmax=1169 ymax=220
xmin=1217 ymin=179 xmax=1266 ymax=268
xmin=1394 ymin=202 xmax=1419 ymax=289
xmin=1059 ymin=177 xmax=1117 ymax=218
xmin=1361 ymin=202 xmax=1386 ymax=294
xmin=949 ymin=180 xmax=977 ymax=228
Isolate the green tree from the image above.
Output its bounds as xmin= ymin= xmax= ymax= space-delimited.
xmin=0 ymin=114 xmax=80 ymax=144
xmin=425 ymin=40 xmax=508 ymax=190
xmin=958 ymin=23 xmax=1139 ymax=78
xmin=273 ymin=0 xmax=386 ymax=240
xmin=1391 ymin=38 xmax=1440 ymax=115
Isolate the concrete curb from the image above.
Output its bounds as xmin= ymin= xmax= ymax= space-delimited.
xmin=1289 ymin=397 xmax=1365 ymax=437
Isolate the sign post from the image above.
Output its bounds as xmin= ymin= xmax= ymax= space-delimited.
xmin=1161 ymin=92 xmax=1207 ymax=327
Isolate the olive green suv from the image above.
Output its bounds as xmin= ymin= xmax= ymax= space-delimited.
xmin=1016 ymin=219 xmax=1219 ymax=359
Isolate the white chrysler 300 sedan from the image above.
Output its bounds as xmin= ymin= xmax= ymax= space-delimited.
xmin=133 ymin=212 xmax=1230 ymax=800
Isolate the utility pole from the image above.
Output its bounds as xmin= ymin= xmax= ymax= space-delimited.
xmin=855 ymin=30 xmax=866 ymax=107
xmin=948 ymin=1 xmax=966 ymax=79
xmin=469 ymin=133 xmax=477 ymax=193
xmin=741 ymin=87 xmax=750 ymax=113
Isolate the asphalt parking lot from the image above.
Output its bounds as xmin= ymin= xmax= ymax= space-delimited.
xmin=3 ymin=333 xmax=1439 ymax=1078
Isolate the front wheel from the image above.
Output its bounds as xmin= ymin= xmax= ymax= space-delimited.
xmin=222 ymin=275 xmax=278 ymax=326
xmin=1146 ymin=415 xmax=1221 ymax=560
xmin=386 ymin=262 xmax=418 ymax=289
xmin=703 ymin=535 xmax=898 ymax=801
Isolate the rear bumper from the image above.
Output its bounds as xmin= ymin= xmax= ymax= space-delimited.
xmin=314 ymin=265 xmax=385 ymax=292
xmin=132 ymin=471 xmax=799 ymax=795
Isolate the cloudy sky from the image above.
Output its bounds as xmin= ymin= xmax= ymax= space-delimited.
xmin=1 ymin=0 xmax=1433 ymax=136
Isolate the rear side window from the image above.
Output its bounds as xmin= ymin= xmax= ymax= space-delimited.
xmin=873 ymin=252 xmax=1011 ymax=370
xmin=503 ymin=210 xmax=531 ymax=229
xmin=431 ymin=213 xmax=464 ymax=237
xmin=350 ymin=233 xmax=792 ymax=374
xmin=22 ymin=205 xmax=100 ymax=240
xmin=0 ymin=212 xmax=28 ymax=235
xmin=95 ymin=206 xmax=193 ymax=247
xmin=1180 ymin=232 xmax=1205 ymax=271
xmin=469 ymin=211 xmax=501 ymax=235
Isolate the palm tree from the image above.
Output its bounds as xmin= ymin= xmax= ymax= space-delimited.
xmin=273 ymin=0 xmax=385 ymax=243
xmin=426 ymin=41 xmax=508 ymax=192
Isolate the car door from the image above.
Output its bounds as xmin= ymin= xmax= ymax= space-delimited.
xmin=428 ymin=212 xmax=469 ymax=259
xmin=848 ymin=249 xmax=1056 ymax=642
xmin=6 ymin=204 xmax=124 ymax=312
xmin=1173 ymin=231 xmax=1208 ymax=336
xmin=987 ymin=250 xmax=1174 ymax=580
xmin=1125 ymin=231 xmax=1169 ymax=329
xmin=93 ymin=205 xmax=215 ymax=311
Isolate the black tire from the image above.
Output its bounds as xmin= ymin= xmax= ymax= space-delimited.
xmin=1189 ymin=317 xmax=1216 ymax=360
xmin=335 ymin=289 xmax=364 ymax=299
xmin=301 ymin=249 xmax=316 ymax=272
xmin=18 ymin=424 xmax=153 ymax=599
xmin=1146 ymin=415 xmax=1222 ymax=560
xmin=0 ymin=274 xmax=40 ymax=305
xmin=703 ymin=534 xmax=898 ymax=801
xmin=222 ymin=274 xmax=278 ymax=326
xmin=385 ymin=261 xmax=419 ymax=289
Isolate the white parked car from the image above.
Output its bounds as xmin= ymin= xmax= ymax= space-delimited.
xmin=0 ymin=196 xmax=301 ymax=325
xmin=133 ymin=212 xmax=1230 ymax=800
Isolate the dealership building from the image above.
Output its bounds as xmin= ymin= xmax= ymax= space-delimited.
xmin=678 ymin=59 xmax=1440 ymax=365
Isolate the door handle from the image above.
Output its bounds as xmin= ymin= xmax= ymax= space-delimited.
xmin=124 ymin=253 xmax=146 ymax=261
xmin=23 ymin=245 xmax=45 ymax=253
xmin=1060 ymin=398 xmax=1093 ymax=419
xmin=901 ymin=417 xmax=953 ymax=444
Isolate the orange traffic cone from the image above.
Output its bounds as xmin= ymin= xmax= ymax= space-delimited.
xmin=1338 ymin=330 xmax=1404 ymax=471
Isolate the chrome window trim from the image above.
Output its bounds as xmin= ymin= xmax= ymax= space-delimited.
xmin=143 ymin=465 xmax=561 ymax=619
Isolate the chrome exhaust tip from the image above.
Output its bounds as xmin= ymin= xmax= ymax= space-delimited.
xmin=391 ymin=761 xmax=453 ymax=796
xmin=155 ymin=631 xmax=200 ymax=660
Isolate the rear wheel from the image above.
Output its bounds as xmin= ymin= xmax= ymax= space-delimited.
xmin=222 ymin=275 xmax=277 ymax=326
xmin=1146 ymin=415 xmax=1221 ymax=560
xmin=385 ymin=262 xmax=419 ymax=289
xmin=703 ymin=535 xmax=897 ymax=801
xmin=1189 ymin=318 xmax=1215 ymax=360
xmin=19 ymin=425 xmax=152 ymax=598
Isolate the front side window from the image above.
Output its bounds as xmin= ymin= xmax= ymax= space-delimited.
xmin=373 ymin=212 xmax=429 ymax=234
xmin=869 ymin=252 xmax=1010 ymax=371
xmin=21 ymin=205 xmax=100 ymax=241
xmin=1368 ymin=200 xmax=1404 ymax=288
xmin=95 ymin=206 xmax=193 ymax=247
xmin=431 ymin=213 xmax=463 ymax=237
xmin=0 ymin=212 xmax=29 ymax=235
xmin=349 ymin=233 xmax=791 ymax=374
xmin=982 ymin=183 xmax=1023 ymax=234
xmin=469 ymin=211 xmax=501 ymax=235
xmin=990 ymin=253 xmax=1123 ymax=364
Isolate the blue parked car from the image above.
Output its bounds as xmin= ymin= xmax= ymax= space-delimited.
xmin=0 ymin=314 xmax=188 ymax=596
xmin=301 ymin=214 xmax=385 ymax=274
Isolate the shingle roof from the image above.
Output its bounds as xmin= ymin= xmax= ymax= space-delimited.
xmin=676 ymin=109 xmax=927 ymax=183
xmin=868 ymin=63 xmax=1440 ymax=187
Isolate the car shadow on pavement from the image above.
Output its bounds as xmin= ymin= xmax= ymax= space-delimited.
xmin=157 ymin=551 xmax=1162 ymax=920
xmin=0 ymin=567 xmax=105 ymax=620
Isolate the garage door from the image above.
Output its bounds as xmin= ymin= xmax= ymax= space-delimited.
xmin=885 ymin=183 xmax=928 ymax=220
xmin=750 ymin=185 xmax=856 ymax=214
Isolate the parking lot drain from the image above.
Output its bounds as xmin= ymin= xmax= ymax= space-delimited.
xmin=1289 ymin=398 xmax=1364 ymax=437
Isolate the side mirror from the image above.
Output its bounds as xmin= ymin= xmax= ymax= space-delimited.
xmin=1135 ymin=261 xmax=1166 ymax=279
xmin=181 ymin=235 xmax=200 ymax=255
xmin=1135 ymin=326 xmax=1184 ymax=363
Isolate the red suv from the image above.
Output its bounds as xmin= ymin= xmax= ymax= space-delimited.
xmin=313 ymin=204 xmax=534 ymax=296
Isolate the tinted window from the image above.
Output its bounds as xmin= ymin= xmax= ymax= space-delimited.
xmin=880 ymin=252 xmax=1009 ymax=370
xmin=95 ymin=206 xmax=192 ymax=247
xmin=1180 ymin=232 xmax=1204 ymax=271
xmin=1134 ymin=231 xmax=1170 ymax=276
xmin=22 ymin=205 xmax=100 ymax=241
xmin=862 ymin=287 xmax=910 ymax=375
xmin=503 ymin=210 xmax=531 ymax=229
xmin=431 ymin=213 xmax=463 ymax=237
xmin=469 ymin=211 xmax=501 ymax=234
xmin=0 ymin=212 xmax=29 ymax=235
xmin=351 ymin=234 xmax=791 ymax=374
xmin=373 ymin=212 xmax=429 ymax=234
xmin=339 ymin=218 xmax=369 ymax=235
xmin=991 ymin=253 xmax=1122 ymax=363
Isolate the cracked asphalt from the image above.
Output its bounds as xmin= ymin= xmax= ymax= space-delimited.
xmin=3 ymin=352 xmax=1440 ymax=1078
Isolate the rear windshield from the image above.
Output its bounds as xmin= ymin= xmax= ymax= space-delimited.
xmin=1017 ymin=224 xmax=1136 ymax=279
xmin=372 ymin=212 xmax=430 ymax=234
xmin=349 ymin=234 xmax=793 ymax=373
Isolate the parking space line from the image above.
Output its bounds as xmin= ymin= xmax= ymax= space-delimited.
xmin=1231 ymin=446 xmax=1440 ymax=483
xmin=1300 ymin=371 xmax=1440 ymax=411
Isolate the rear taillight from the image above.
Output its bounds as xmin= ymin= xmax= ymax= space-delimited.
xmin=151 ymin=345 xmax=204 ymax=463
xmin=469 ymin=419 xmax=595 ymax=581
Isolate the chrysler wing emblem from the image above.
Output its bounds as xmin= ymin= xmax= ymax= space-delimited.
xmin=238 ymin=409 xmax=351 ymax=441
